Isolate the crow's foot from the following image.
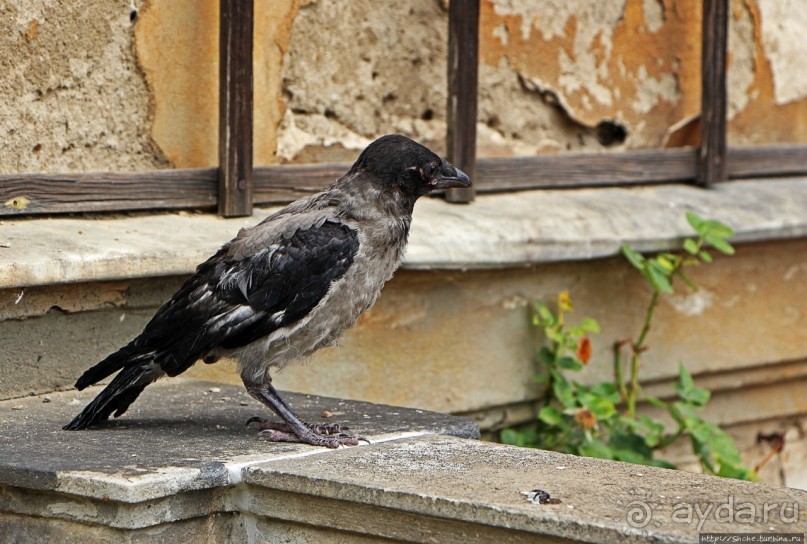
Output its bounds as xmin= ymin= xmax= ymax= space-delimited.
xmin=246 ymin=416 xmax=368 ymax=448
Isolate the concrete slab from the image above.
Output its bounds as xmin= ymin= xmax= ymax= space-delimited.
xmin=1 ymin=384 xmax=805 ymax=543
xmin=244 ymin=434 xmax=807 ymax=543
xmin=0 ymin=379 xmax=478 ymax=502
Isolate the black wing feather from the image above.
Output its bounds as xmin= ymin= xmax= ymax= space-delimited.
xmin=134 ymin=219 xmax=358 ymax=376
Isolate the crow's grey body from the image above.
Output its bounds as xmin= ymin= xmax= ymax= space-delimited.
xmin=64 ymin=135 xmax=470 ymax=447
xmin=216 ymin=176 xmax=411 ymax=384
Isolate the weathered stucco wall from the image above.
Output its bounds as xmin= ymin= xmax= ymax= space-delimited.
xmin=1 ymin=0 xmax=805 ymax=173
xmin=0 ymin=0 xmax=166 ymax=173
xmin=2 ymin=238 xmax=806 ymax=487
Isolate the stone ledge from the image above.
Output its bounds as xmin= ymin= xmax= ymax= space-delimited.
xmin=244 ymin=435 xmax=807 ymax=543
xmin=0 ymin=379 xmax=478 ymax=503
xmin=1 ymin=380 xmax=805 ymax=543
xmin=1 ymin=177 xmax=806 ymax=289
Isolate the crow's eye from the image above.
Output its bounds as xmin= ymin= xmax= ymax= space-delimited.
xmin=423 ymin=163 xmax=438 ymax=179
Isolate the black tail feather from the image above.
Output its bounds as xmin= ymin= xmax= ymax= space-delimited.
xmin=63 ymin=365 xmax=153 ymax=430
xmin=74 ymin=344 xmax=144 ymax=391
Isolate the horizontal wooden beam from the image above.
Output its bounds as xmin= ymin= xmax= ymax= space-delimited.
xmin=2 ymin=145 xmax=806 ymax=216
xmin=0 ymin=169 xmax=219 ymax=215
xmin=474 ymin=148 xmax=697 ymax=191
xmin=726 ymin=145 xmax=807 ymax=179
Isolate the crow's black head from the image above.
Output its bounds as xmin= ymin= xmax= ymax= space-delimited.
xmin=350 ymin=135 xmax=471 ymax=202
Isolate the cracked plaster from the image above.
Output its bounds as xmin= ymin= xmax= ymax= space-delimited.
xmin=1 ymin=0 xmax=805 ymax=172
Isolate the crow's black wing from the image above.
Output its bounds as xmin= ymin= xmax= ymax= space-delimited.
xmin=66 ymin=218 xmax=358 ymax=429
xmin=129 ymin=219 xmax=359 ymax=377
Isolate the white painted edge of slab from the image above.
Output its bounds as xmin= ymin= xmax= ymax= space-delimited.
xmin=53 ymin=431 xmax=433 ymax=504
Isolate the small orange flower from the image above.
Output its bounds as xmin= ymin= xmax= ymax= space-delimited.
xmin=577 ymin=336 xmax=592 ymax=364
xmin=575 ymin=408 xmax=597 ymax=430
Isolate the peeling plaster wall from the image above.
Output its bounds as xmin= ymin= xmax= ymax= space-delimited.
xmin=1 ymin=0 xmax=805 ymax=171
xmin=275 ymin=0 xmax=807 ymax=161
xmin=277 ymin=0 xmax=450 ymax=162
xmin=134 ymin=0 xmax=301 ymax=168
xmin=0 ymin=0 xmax=166 ymax=173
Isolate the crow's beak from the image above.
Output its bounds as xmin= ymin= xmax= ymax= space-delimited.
xmin=430 ymin=166 xmax=472 ymax=190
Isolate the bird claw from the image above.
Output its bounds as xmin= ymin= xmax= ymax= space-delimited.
xmin=247 ymin=417 xmax=367 ymax=448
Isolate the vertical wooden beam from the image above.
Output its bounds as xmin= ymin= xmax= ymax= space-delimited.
xmin=445 ymin=0 xmax=479 ymax=203
xmin=698 ymin=0 xmax=729 ymax=187
xmin=218 ymin=0 xmax=254 ymax=217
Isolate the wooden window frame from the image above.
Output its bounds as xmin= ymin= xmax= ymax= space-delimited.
xmin=2 ymin=0 xmax=805 ymax=217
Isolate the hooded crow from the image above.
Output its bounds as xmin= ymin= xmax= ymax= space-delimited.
xmin=63 ymin=134 xmax=471 ymax=447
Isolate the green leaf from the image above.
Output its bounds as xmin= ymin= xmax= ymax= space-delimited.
xmin=535 ymin=302 xmax=555 ymax=325
xmin=678 ymin=402 xmax=745 ymax=474
xmin=674 ymin=400 xmax=701 ymax=421
xmin=538 ymin=406 xmax=565 ymax=426
xmin=551 ymin=373 xmax=576 ymax=407
xmin=639 ymin=415 xmax=666 ymax=442
xmin=675 ymin=365 xmax=711 ymax=406
xmin=590 ymin=383 xmax=621 ymax=403
xmin=649 ymin=458 xmax=678 ymax=470
xmin=614 ymin=449 xmax=650 ymax=464
xmin=642 ymin=432 xmax=661 ymax=448
xmin=698 ymin=249 xmax=713 ymax=263
xmin=610 ymin=429 xmax=653 ymax=460
xmin=578 ymin=439 xmax=614 ymax=460
xmin=557 ymin=356 xmax=583 ymax=371
xmin=702 ymin=219 xmax=734 ymax=239
xmin=646 ymin=263 xmax=673 ymax=293
xmin=707 ymin=425 xmax=742 ymax=466
xmin=545 ymin=327 xmax=564 ymax=345
xmin=586 ymin=396 xmax=617 ymax=419
xmin=656 ymin=254 xmax=676 ymax=271
xmin=683 ymin=238 xmax=699 ymax=255
xmin=501 ymin=427 xmax=540 ymax=448
xmin=500 ymin=428 xmax=521 ymax=445
xmin=678 ymin=364 xmax=694 ymax=391
xmin=572 ymin=381 xmax=592 ymax=396
xmin=532 ymin=372 xmax=549 ymax=384
xmin=621 ymin=245 xmax=645 ymax=270
xmin=622 ymin=414 xmax=666 ymax=445
xmin=538 ymin=346 xmax=555 ymax=366
xmin=717 ymin=463 xmax=755 ymax=481
xmin=643 ymin=395 xmax=670 ymax=410
xmin=704 ymin=233 xmax=735 ymax=255
xmin=580 ymin=317 xmax=601 ymax=333
xmin=686 ymin=211 xmax=705 ymax=232
xmin=578 ymin=390 xmax=617 ymax=419
xmin=649 ymin=258 xmax=674 ymax=277
xmin=682 ymin=387 xmax=711 ymax=406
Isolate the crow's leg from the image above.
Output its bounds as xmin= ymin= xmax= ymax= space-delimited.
xmin=242 ymin=379 xmax=365 ymax=448
xmin=245 ymin=418 xmax=352 ymax=436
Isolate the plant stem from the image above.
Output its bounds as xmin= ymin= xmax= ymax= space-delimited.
xmin=614 ymin=343 xmax=628 ymax=403
xmin=542 ymin=369 xmax=554 ymax=408
xmin=540 ymin=337 xmax=561 ymax=408
xmin=657 ymin=424 xmax=685 ymax=450
xmin=627 ymin=290 xmax=660 ymax=418
xmin=635 ymin=290 xmax=660 ymax=349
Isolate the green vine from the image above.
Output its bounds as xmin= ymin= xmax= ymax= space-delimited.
xmin=501 ymin=213 xmax=756 ymax=480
